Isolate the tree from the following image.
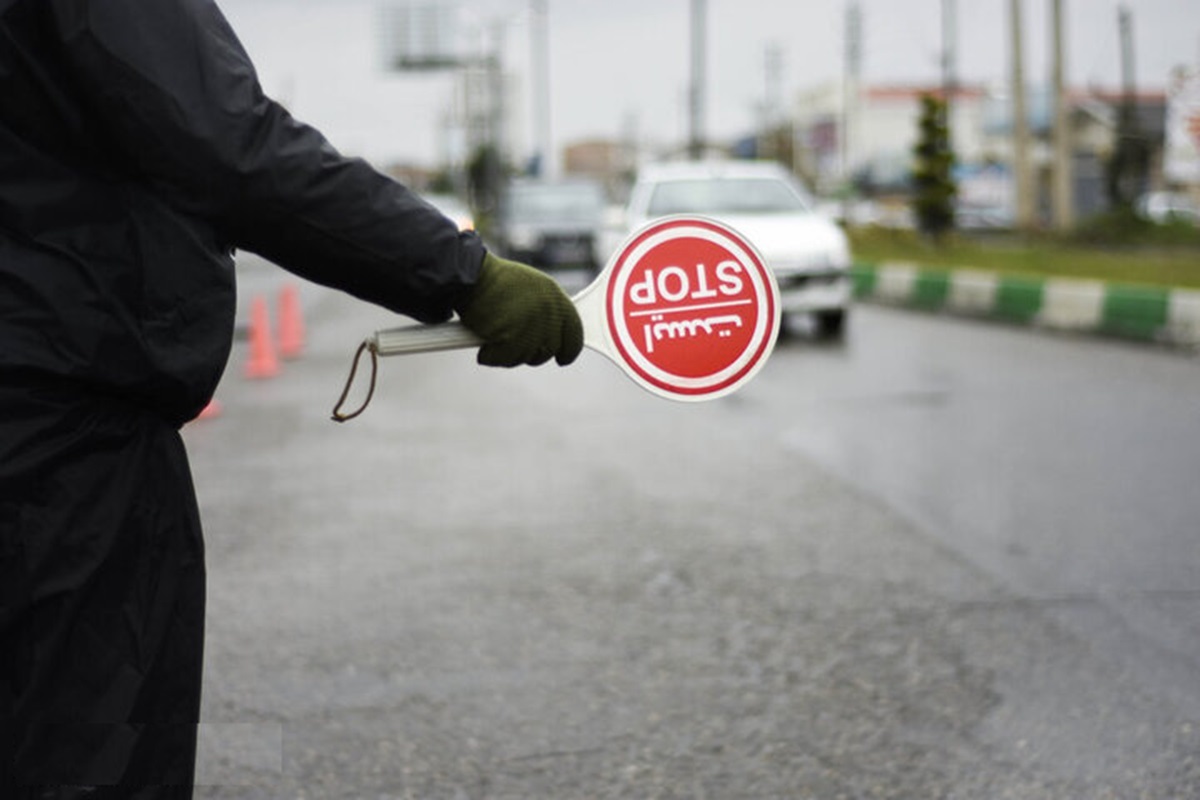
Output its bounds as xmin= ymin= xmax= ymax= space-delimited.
xmin=911 ymin=94 xmax=957 ymax=241
xmin=1106 ymin=102 xmax=1150 ymax=211
xmin=466 ymin=143 xmax=506 ymax=234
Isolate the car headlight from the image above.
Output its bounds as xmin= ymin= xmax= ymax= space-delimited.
xmin=829 ymin=245 xmax=852 ymax=270
xmin=772 ymin=251 xmax=850 ymax=273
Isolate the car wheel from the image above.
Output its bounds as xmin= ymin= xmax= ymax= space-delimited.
xmin=814 ymin=309 xmax=847 ymax=339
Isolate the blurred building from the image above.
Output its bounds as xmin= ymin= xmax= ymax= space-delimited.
xmin=551 ymin=80 xmax=1171 ymax=230
xmin=795 ymin=82 xmax=991 ymax=196
xmin=561 ymin=139 xmax=636 ymax=201
xmin=791 ymin=80 xmax=1168 ymax=226
xmin=981 ymin=86 xmax=1167 ymax=221
xmin=383 ymin=162 xmax=439 ymax=192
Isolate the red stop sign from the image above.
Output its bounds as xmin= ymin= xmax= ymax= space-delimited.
xmin=604 ymin=216 xmax=780 ymax=400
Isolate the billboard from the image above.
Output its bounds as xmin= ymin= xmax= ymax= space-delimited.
xmin=1164 ymin=65 xmax=1200 ymax=185
xmin=378 ymin=3 xmax=461 ymax=71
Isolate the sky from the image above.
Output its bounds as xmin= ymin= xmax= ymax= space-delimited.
xmin=218 ymin=0 xmax=1200 ymax=170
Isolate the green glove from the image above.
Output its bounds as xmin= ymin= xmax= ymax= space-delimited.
xmin=456 ymin=253 xmax=584 ymax=367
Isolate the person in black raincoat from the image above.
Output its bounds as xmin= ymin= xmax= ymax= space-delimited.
xmin=0 ymin=0 xmax=583 ymax=796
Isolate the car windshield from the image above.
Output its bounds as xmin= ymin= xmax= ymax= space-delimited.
xmin=508 ymin=184 xmax=604 ymax=222
xmin=647 ymin=177 xmax=809 ymax=216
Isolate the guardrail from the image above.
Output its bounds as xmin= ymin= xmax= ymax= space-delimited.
xmin=851 ymin=262 xmax=1200 ymax=348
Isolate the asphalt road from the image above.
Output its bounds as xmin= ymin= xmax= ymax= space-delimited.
xmin=188 ymin=258 xmax=1199 ymax=798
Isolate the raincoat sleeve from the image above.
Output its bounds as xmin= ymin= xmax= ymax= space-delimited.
xmin=45 ymin=0 xmax=482 ymax=324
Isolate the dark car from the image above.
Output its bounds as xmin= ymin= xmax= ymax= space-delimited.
xmin=497 ymin=178 xmax=606 ymax=273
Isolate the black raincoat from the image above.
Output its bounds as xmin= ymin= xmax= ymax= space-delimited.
xmin=0 ymin=0 xmax=485 ymax=794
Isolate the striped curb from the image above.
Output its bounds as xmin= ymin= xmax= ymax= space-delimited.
xmin=851 ymin=262 xmax=1200 ymax=348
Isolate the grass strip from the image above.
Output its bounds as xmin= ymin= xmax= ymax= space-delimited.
xmin=848 ymin=228 xmax=1200 ymax=291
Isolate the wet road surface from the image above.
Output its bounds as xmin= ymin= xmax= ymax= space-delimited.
xmin=188 ymin=257 xmax=1199 ymax=798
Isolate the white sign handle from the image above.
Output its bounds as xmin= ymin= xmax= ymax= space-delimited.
xmin=368 ymin=279 xmax=605 ymax=358
xmin=331 ymin=283 xmax=604 ymax=422
xmin=371 ymin=319 xmax=482 ymax=356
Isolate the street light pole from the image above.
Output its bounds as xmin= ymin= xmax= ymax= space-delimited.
xmin=1050 ymin=0 xmax=1074 ymax=230
xmin=1010 ymin=0 xmax=1035 ymax=229
xmin=688 ymin=0 xmax=707 ymax=160
xmin=941 ymin=0 xmax=956 ymax=146
xmin=842 ymin=1 xmax=862 ymax=216
xmin=530 ymin=0 xmax=551 ymax=177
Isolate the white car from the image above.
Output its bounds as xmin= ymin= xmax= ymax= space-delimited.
xmin=597 ymin=160 xmax=853 ymax=338
xmin=1136 ymin=191 xmax=1200 ymax=226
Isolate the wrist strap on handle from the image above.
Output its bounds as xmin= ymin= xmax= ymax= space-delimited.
xmin=330 ymin=340 xmax=378 ymax=422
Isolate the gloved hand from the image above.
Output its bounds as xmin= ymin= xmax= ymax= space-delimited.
xmin=455 ymin=253 xmax=584 ymax=367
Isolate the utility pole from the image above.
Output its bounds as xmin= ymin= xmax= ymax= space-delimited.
xmin=842 ymin=1 xmax=862 ymax=209
xmin=1010 ymin=0 xmax=1035 ymax=229
xmin=688 ymin=0 xmax=707 ymax=160
xmin=760 ymin=43 xmax=783 ymax=161
xmin=486 ymin=21 xmax=507 ymax=217
xmin=941 ymin=0 xmax=957 ymax=146
xmin=530 ymin=0 xmax=551 ymax=178
xmin=1110 ymin=4 xmax=1148 ymax=206
xmin=1119 ymin=6 xmax=1135 ymax=96
xmin=1050 ymin=0 xmax=1074 ymax=230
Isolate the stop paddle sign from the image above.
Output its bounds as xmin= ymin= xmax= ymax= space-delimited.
xmin=588 ymin=215 xmax=780 ymax=401
xmin=332 ymin=215 xmax=780 ymax=419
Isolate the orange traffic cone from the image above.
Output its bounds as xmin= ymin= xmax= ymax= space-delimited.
xmin=244 ymin=295 xmax=280 ymax=379
xmin=197 ymin=397 xmax=223 ymax=420
xmin=277 ymin=283 xmax=305 ymax=359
